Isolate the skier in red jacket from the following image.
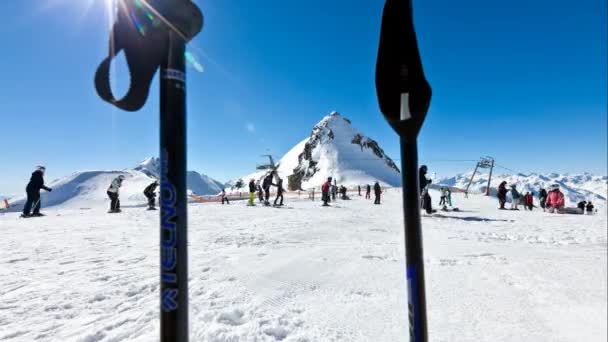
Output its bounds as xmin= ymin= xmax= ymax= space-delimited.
xmin=546 ymin=184 xmax=565 ymax=213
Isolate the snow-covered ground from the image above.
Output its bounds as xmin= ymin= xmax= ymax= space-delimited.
xmin=0 ymin=190 xmax=606 ymax=341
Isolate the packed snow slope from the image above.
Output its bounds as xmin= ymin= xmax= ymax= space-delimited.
xmin=7 ymin=159 xmax=224 ymax=212
xmin=1 ymin=190 xmax=606 ymax=341
xmin=229 ymin=111 xmax=400 ymax=192
xmin=437 ymin=172 xmax=607 ymax=206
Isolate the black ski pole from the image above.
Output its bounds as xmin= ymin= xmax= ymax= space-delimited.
xmin=375 ymin=0 xmax=432 ymax=341
xmin=159 ymin=30 xmax=189 ymax=341
xmin=93 ymin=1 xmax=203 ymax=341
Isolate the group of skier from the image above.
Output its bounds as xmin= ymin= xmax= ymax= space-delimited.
xmin=320 ymin=178 xmax=383 ymax=206
xmin=18 ymin=166 xmax=599 ymax=216
xmin=245 ymin=172 xmax=286 ymax=207
xmin=496 ymin=181 xmax=595 ymax=214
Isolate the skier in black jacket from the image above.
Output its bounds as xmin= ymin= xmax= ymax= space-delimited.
xmin=248 ymin=179 xmax=256 ymax=206
xmin=143 ymin=180 xmax=159 ymax=210
xmin=22 ymin=166 xmax=52 ymax=217
xmin=365 ymin=184 xmax=371 ymax=199
xmin=273 ymin=177 xmax=285 ymax=206
xmin=419 ymin=165 xmax=434 ymax=214
xmin=262 ymin=173 xmax=274 ymax=206
xmin=373 ymin=182 xmax=382 ymax=204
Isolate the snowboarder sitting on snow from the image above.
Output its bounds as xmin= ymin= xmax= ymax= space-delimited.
xmin=248 ymin=179 xmax=256 ymax=206
xmin=22 ymin=166 xmax=53 ymax=217
xmin=419 ymin=165 xmax=434 ymax=214
xmin=538 ymin=188 xmax=548 ymax=211
xmin=273 ymin=177 xmax=285 ymax=206
xmin=510 ymin=185 xmax=520 ymax=210
xmin=545 ymin=184 xmax=565 ymax=213
xmin=107 ymin=175 xmax=125 ymax=213
xmin=497 ymin=181 xmax=508 ymax=209
xmin=365 ymin=184 xmax=371 ymax=199
xmin=143 ymin=180 xmax=159 ymax=210
xmin=586 ymin=201 xmax=595 ymax=214
xmin=262 ymin=173 xmax=274 ymax=206
xmin=221 ymin=188 xmax=230 ymax=205
xmin=577 ymin=200 xmax=587 ymax=213
xmin=373 ymin=182 xmax=382 ymax=204
xmin=322 ymin=177 xmax=332 ymax=206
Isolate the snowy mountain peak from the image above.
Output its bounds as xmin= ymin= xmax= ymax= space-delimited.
xmin=227 ymin=111 xmax=401 ymax=192
xmin=133 ymin=157 xmax=160 ymax=178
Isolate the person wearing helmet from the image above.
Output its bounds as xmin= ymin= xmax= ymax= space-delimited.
xmin=546 ymin=184 xmax=565 ymax=213
xmin=143 ymin=180 xmax=159 ymax=210
xmin=22 ymin=166 xmax=53 ymax=217
xmin=107 ymin=174 xmax=125 ymax=213
xmin=248 ymin=178 xmax=256 ymax=206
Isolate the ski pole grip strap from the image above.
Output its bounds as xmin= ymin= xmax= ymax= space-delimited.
xmin=94 ymin=49 xmax=158 ymax=112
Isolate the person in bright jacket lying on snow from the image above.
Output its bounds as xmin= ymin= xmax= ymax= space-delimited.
xmin=545 ymin=184 xmax=565 ymax=213
xmin=22 ymin=166 xmax=53 ymax=217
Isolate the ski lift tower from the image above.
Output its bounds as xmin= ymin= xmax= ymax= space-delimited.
xmin=256 ymin=154 xmax=276 ymax=172
xmin=465 ymin=156 xmax=495 ymax=196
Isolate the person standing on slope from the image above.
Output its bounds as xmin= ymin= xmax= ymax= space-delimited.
xmin=22 ymin=166 xmax=53 ymax=217
xmin=262 ymin=173 xmax=274 ymax=206
xmin=143 ymin=180 xmax=159 ymax=210
xmin=256 ymin=181 xmax=264 ymax=203
xmin=510 ymin=185 xmax=521 ymax=210
xmin=365 ymin=184 xmax=371 ymax=199
xmin=248 ymin=179 xmax=256 ymax=206
xmin=107 ymin=175 xmax=125 ymax=213
xmin=439 ymin=187 xmax=447 ymax=207
xmin=545 ymin=184 xmax=565 ymax=213
xmin=221 ymin=188 xmax=230 ymax=205
xmin=273 ymin=177 xmax=285 ymax=206
xmin=446 ymin=187 xmax=453 ymax=207
xmin=358 ymin=185 xmax=361 ymax=196
xmin=322 ymin=177 xmax=332 ymax=206
xmin=373 ymin=181 xmax=382 ymax=204
xmin=419 ymin=165 xmax=434 ymax=214
xmin=497 ymin=181 xmax=508 ymax=209
xmin=538 ymin=187 xmax=548 ymax=211
xmin=524 ymin=192 xmax=534 ymax=211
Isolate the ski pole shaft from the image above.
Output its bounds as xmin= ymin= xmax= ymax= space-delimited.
xmin=160 ymin=31 xmax=189 ymax=342
xmin=400 ymin=137 xmax=428 ymax=342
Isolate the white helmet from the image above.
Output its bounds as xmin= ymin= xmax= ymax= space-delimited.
xmin=550 ymin=183 xmax=560 ymax=190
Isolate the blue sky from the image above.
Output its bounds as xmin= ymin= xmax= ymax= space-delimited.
xmin=0 ymin=0 xmax=606 ymax=195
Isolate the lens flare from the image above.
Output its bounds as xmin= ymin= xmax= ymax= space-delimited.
xmin=185 ymin=51 xmax=204 ymax=73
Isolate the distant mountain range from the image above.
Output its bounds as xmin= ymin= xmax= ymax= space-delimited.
xmin=4 ymin=159 xmax=224 ymax=212
xmin=436 ymin=172 xmax=607 ymax=205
